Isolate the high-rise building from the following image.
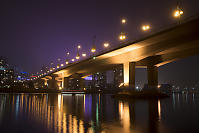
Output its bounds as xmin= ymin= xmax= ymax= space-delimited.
xmin=92 ymin=72 xmax=107 ymax=89
xmin=0 ymin=57 xmax=14 ymax=88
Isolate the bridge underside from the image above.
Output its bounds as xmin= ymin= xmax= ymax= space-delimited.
xmin=38 ymin=16 xmax=199 ymax=89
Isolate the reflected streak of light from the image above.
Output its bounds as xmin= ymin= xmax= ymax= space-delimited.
xmin=84 ymin=95 xmax=85 ymax=112
xmin=99 ymin=94 xmax=101 ymax=105
xmin=172 ymin=93 xmax=175 ymax=109
xmin=7 ymin=94 xmax=89 ymax=133
xmin=69 ymin=115 xmax=72 ymax=133
xmin=58 ymin=94 xmax=62 ymax=110
xmin=73 ymin=116 xmax=77 ymax=133
xmin=63 ymin=113 xmax=67 ymax=133
xmin=58 ymin=94 xmax=63 ymax=133
xmin=47 ymin=106 xmax=50 ymax=129
xmin=177 ymin=93 xmax=180 ymax=104
xmin=119 ymin=101 xmax=130 ymax=132
xmin=193 ymin=93 xmax=195 ymax=103
xmin=12 ymin=95 xmax=14 ymax=104
xmin=79 ymin=120 xmax=84 ymax=133
xmin=16 ymin=95 xmax=19 ymax=116
xmin=96 ymin=103 xmax=99 ymax=126
xmin=119 ymin=101 xmax=123 ymax=119
xmin=158 ymin=100 xmax=161 ymax=120
xmin=20 ymin=94 xmax=24 ymax=111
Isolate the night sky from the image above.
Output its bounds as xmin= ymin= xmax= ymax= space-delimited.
xmin=1 ymin=0 xmax=199 ymax=85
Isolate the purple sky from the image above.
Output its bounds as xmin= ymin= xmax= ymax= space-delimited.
xmin=1 ymin=0 xmax=199 ymax=84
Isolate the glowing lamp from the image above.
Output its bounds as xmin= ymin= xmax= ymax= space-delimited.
xmin=104 ymin=42 xmax=109 ymax=48
xmin=119 ymin=32 xmax=126 ymax=40
xmin=121 ymin=19 xmax=126 ymax=24
xmin=174 ymin=9 xmax=183 ymax=17
xmin=91 ymin=47 xmax=96 ymax=53
xmin=82 ymin=53 xmax=86 ymax=57
xmin=77 ymin=45 xmax=81 ymax=49
xmin=142 ymin=25 xmax=150 ymax=31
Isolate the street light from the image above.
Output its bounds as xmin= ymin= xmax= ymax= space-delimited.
xmin=121 ymin=18 xmax=126 ymax=24
xmin=119 ymin=32 xmax=126 ymax=41
xmin=65 ymin=59 xmax=69 ymax=64
xmin=174 ymin=6 xmax=183 ymax=18
xmin=57 ymin=58 xmax=61 ymax=68
xmin=71 ymin=59 xmax=75 ymax=62
xmin=120 ymin=18 xmax=127 ymax=41
xmin=142 ymin=25 xmax=150 ymax=31
xmin=91 ymin=48 xmax=96 ymax=53
xmin=76 ymin=53 xmax=80 ymax=60
xmin=91 ymin=45 xmax=96 ymax=53
xmin=82 ymin=53 xmax=86 ymax=57
xmin=103 ymin=42 xmax=109 ymax=48
xmin=77 ymin=44 xmax=81 ymax=49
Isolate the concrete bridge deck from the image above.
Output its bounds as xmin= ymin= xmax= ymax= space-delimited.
xmin=38 ymin=15 xmax=199 ymax=89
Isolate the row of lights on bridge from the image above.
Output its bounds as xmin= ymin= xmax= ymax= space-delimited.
xmin=31 ymin=3 xmax=183 ymax=80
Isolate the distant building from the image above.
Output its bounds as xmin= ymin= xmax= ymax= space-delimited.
xmin=143 ymin=83 xmax=172 ymax=92
xmin=113 ymin=65 xmax=123 ymax=88
xmin=0 ymin=57 xmax=14 ymax=88
xmin=0 ymin=56 xmax=30 ymax=88
xmin=68 ymin=77 xmax=82 ymax=90
xmin=159 ymin=84 xmax=172 ymax=93
xmin=92 ymin=72 xmax=107 ymax=89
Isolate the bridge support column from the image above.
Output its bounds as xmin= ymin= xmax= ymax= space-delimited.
xmin=48 ymin=74 xmax=58 ymax=90
xmin=147 ymin=65 xmax=158 ymax=89
xmin=123 ymin=62 xmax=135 ymax=88
xmin=80 ymin=78 xmax=85 ymax=89
xmin=44 ymin=79 xmax=48 ymax=86
xmin=64 ymin=77 xmax=69 ymax=90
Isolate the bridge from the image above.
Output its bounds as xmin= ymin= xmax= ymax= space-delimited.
xmin=34 ymin=15 xmax=199 ymax=90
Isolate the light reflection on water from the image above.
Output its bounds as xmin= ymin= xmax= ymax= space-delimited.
xmin=0 ymin=93 xmax=199 ymax=133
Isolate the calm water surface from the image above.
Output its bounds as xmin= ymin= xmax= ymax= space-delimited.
xmin=0 ymin=93 xmax=199 ymax=133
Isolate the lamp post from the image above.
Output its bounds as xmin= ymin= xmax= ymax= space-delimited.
xmin=173 ymin=1 xmax=183 ymax=24
xmin=119 ymin=18 xmax=127 ymax=41
xmin=119 ymin=32 xmax=126 ymax=41
xmin=57 ymin=58 xmax=61 ymax=68
xmin=65 ymin=59 xmax=69 ymax=64
xmin=91 ymin=36 xmax=97 ymax=55
xmin=50 ymin=62 xmax=54 ymax=71
xmin=76 ymin=44 xmax=81 ymax=60
xmin=142 ymin=25 xmax=150 ymax=31
xmin=66 ymin=52 xmax=70 ymax=64
xmin=76 ymin=53 xmax=80 ymax=60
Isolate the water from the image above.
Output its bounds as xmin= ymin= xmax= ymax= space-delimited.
xmin=0 ymin=93 xmax=198 ymax=133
